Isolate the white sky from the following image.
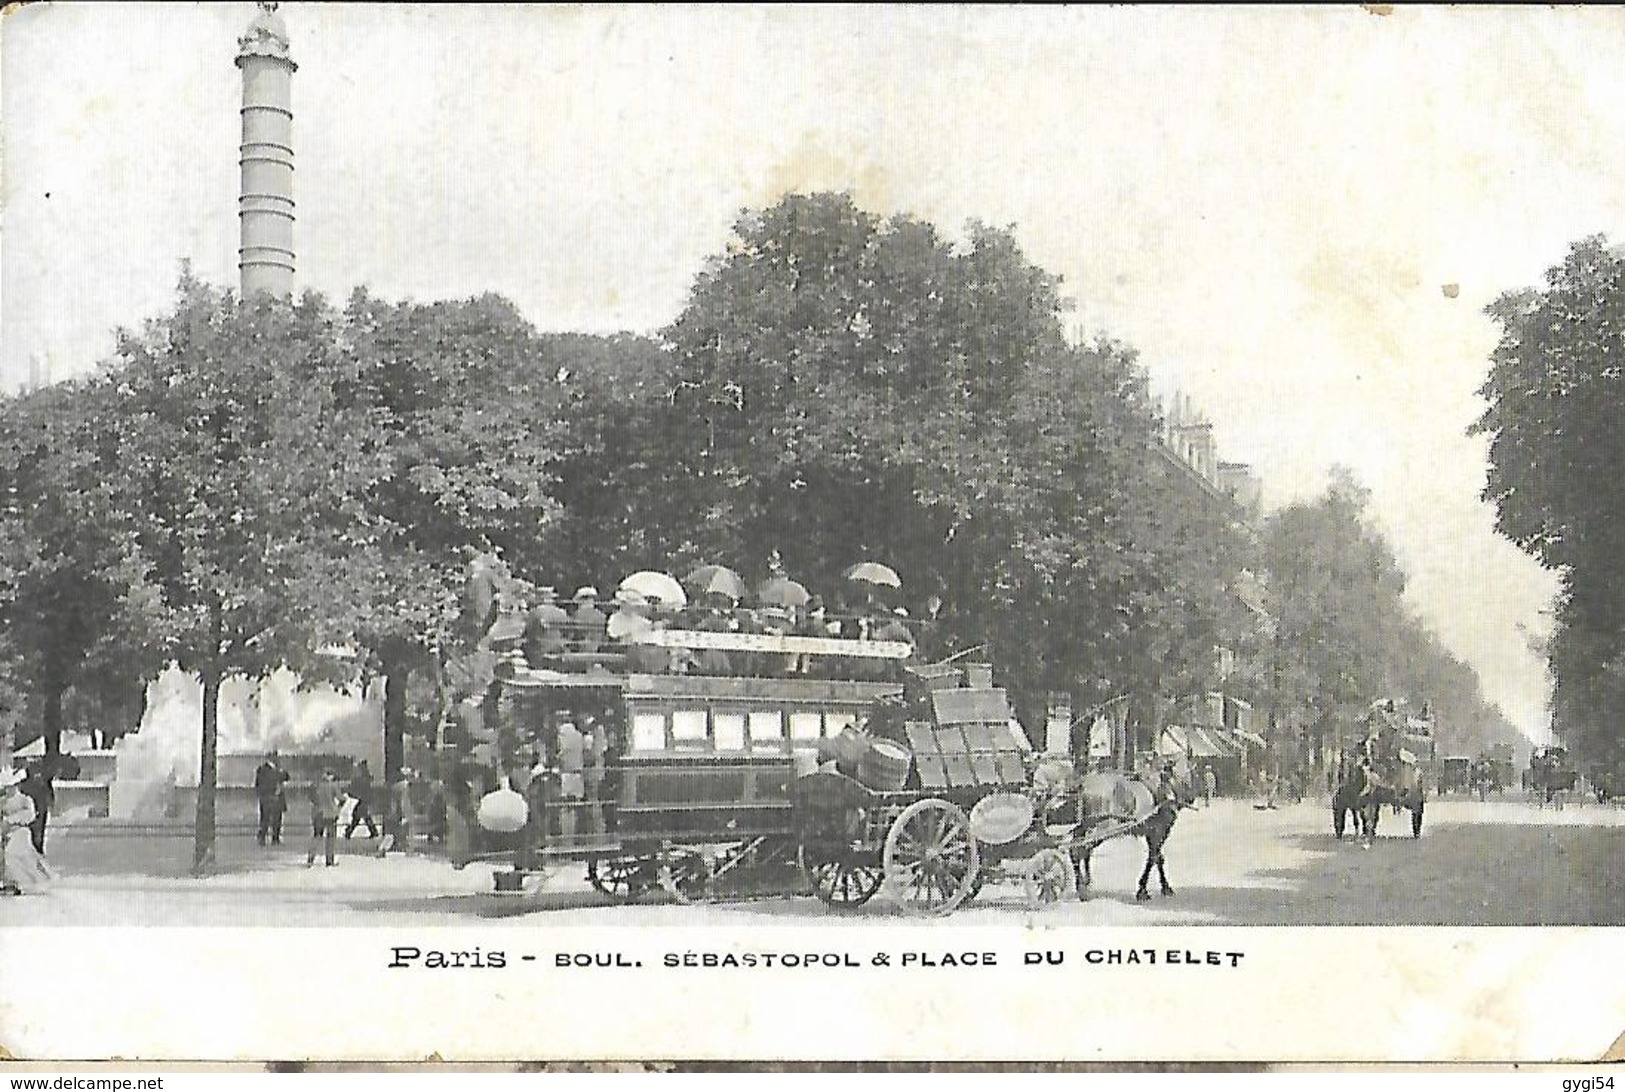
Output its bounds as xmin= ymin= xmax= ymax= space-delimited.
xmin=7 ymin=3 xmax=1617 ymax=741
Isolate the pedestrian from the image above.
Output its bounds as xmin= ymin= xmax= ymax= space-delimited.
xmin=306 ymin=770 xmax=343 ymax=867
xmin=344 ymin=760 xmax=379 ymax=839
xmin=3 ymin=764 xmax=55 ymax=893
xmin=379 ymin=768 xmax=416 ymax=856
xmin=253 ymin=750 xmax=290 ymax=846
xmin=17 ymin=761 xmax=54 ymax=856
xmin=1202 ymin=764 xmax=1216 ymax=807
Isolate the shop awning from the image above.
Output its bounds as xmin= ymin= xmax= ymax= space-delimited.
xmin=1192 ymin=726 xmax=1245 ymax=757
xmin=1158 ymin=725 xmax=1231 ymax=758
xmin=1233 ymin=727 xmax=1267 ymax=748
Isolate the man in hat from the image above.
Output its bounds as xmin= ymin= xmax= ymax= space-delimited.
xmin=524 ymin=587 xmax=571 ymax=665
xmin=17 ymin=760 xmax=54 ymax=856
xmin=571 ymin=587 xmax=606 ymax=654
xmin=608 ymin=589 xmax=668 ymax=673
xmin=253 ymin=750 xmax=291 ymax=846
xmin=306 ymin=770 xmax=344 ymax=867
xmin=859 ymin=607 xmax=914 ymax=681
xmin=344 ymin=760 xmax=380 ymax=840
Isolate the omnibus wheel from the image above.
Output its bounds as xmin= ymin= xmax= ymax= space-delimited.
xmin=658 ymin=849 xmax=712 ymax=904
xmin=587 ymin=855 xmax=654 ymax=903
xmin=882 ymin=798 xmax=979 ymax=917
xmin=798 ymin=844 xmax=883 ymax=908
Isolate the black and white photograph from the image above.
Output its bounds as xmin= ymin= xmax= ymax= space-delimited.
xmin=3 ymin=2 xmax=1625 ymax=1065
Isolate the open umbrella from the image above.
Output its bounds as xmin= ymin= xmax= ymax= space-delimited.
xmin=756 ymin=576 xmax=811 ymax=609
xmin=684 ymin=564 xmax=748 ymax=603
xmin=618 ymin=571 xmax=688 ymax=608
xmin=843 ymin=562 xmax=902 ymax=589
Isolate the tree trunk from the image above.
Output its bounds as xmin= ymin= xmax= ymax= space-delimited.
xmin=42 ymin=683 xmax=64 ymax=760
xmin=382 ymin=657 xmax=408 ymax=842
xmin=192 ymin=605 xmax=223 ymax=876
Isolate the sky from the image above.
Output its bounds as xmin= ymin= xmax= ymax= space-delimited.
xmin=7 ymin=3 xmax=1622 ymax=741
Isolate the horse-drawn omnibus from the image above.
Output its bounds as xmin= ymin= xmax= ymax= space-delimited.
xmin=446 ymin=615 xmax=1181 ymax=914
xmin=447 ymin=624 xmax=914 ymax=900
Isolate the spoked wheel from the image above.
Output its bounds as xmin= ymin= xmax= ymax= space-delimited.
xmin=1023 ymin=848 xmax=1074 ymax=909
xmin=658 ymin=849 xmax=713 ymax=904
xmin=882 ymin=798 xmax=979 ymax=917
xmin=587 ymin=855 xmax=655 ymax=903
xmin=798 ymin=844 xmax=884 ymax=908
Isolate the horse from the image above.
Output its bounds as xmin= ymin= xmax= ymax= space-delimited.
xmin=1070 ymin=766 xmax=1195 ymax=902
xmin=1335 ymin=748 xmax=1424 ymax=843
xmin=1332 ymin=762 xmax=1367 ymax=840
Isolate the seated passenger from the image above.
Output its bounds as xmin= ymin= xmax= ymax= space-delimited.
xmin=523 ymin=586 xmax=571 ymax=664
xmin=608 ymin=590 xmax=668 ymax=674
xmin=691 ymin=595 xmax=737 ymax=676
xmin=749 ymin=606 xmax=797 ymax=678
xmin=855 ymin=607 xmax=913 ymax=680
xmin=571 ymin=586 xmax=607 ymax=654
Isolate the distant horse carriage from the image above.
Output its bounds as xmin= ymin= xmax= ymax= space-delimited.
xmin=1528 ymin=746 xmax=1577 ymax=808
xmin=1333 ymin=699 xmax=1432 ymax=842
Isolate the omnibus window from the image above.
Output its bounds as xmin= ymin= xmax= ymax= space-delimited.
xmin=824 ymin=712 xmax=856 ymax=737
xmin=789 ymin=712 xmax=822 ymax=742
xmin=671 ymin=710 xmax=708 ymax=747
xmin=631 ymin=712 xmax=667 ymax=753
xmin=749 ymin=711 xmax=784 ymax=751
xmin=713 ymin=712 xmax=747 ymax=752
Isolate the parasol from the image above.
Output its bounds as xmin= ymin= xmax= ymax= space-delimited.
xmin=756 ymin=576 xmax=811 ymax=609
xmin=684 ymin=564 xmax=748 ymax=603
xmin=843 ymin=561 xmax=902 ymax=588
xmin=618 ymin=570 xmax=688 ymax=608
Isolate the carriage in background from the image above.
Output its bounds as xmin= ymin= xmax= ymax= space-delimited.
xmin=1527 ymin=745 xmax=1577 ymax=806
xmin=1333 ymin=698 xmax=1433 ymax=840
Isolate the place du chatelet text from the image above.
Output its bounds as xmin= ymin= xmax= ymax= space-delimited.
xmin=387 ymin=946 xmax=1247 ymax=970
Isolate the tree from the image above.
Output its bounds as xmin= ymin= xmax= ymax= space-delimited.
xmin=1252 ymin=468 xmax=1523 ymax=771
xmin=649 ymin=191 xmax=1248 ymax=723
xmin=310 ymin=291 xmax=567 ymax=836
xmin=0 ymin=378 xmax=159 ymax=760
xmin=105 ymin=273 xmax=383 ymax=873
xmin=1474 ymin=236 xmax=1625 ymax=766
xmin=1256 ymin=470 xmax=1407 ymax=761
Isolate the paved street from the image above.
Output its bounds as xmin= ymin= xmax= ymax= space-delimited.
xmin=5 ymin=796 xmax=1623 ymax=926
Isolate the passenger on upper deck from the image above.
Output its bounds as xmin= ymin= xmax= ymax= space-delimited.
xmin=571 ymin=586 xmax=606 ymax=654
xmin=607 ymin=589 xmax=669 ymax=674
xmin=853 ymin=607 xmax=914 ymax=681
xmin=747 ymin=605 xmax=799 ymax=678
xmin=689 ymin=593 xmax=738 ymax=676
xmin=524 ymin=587 xmax=571 ymax=663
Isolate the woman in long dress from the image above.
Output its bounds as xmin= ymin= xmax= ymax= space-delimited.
xmin=3 ymin=772 xmax=56 ymax=893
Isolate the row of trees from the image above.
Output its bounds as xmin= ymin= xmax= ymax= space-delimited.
xmin=1476 ymin=235 xmax=1625 ymax=771
xmin=1253 ymin=470 xmax=1523 ymax=765
xmin=1 ymin=192 xmax=1520 ymax=872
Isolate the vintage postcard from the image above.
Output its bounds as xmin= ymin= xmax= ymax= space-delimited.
xmin=3 ymin=2 xmax=1624 ymax=1066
